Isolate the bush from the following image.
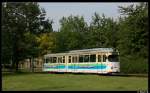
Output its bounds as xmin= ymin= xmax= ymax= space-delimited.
xmin=120 ymin=55 xmax=148 ymax=74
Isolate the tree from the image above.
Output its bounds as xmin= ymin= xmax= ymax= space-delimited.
xmin=37 ymin=32 xmax=56 ymax=55
xmin=88 ymin=13 xmax=119 ymax=49
xmin=118 ymin=3 xmax=148 ymax=57
xmin=56 ymin=15 xmax=88 ymax=52
xmin=1 ymin=2 xmax=53 ymax=71
xmin=117 ymin=3 xmax=148 ymax=73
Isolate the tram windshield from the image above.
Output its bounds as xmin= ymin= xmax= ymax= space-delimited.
xmin=108 ymin=55 xmax=119 ymax=62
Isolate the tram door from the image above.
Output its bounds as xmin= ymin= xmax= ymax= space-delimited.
xmin=97 ymin=54 xmax=101 ymax=73
xmin=57 ymin=56 xmax=61 ymax=72
xmin=68 ymin=56 xmax=72 ymax=72
xmin=68 ymin=55 xmax=78 ymax=73
xmin=97 ymin=54 xmax=107 ymax=73
xmin=62 ymin=56 xmax=66 ymax=72
xmin=73 ymin=55 xmax=78 ymax=73
xmin=101 ymin=55 xmax=108 ymax=73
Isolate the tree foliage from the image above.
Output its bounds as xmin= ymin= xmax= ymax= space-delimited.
xmin=117 ymin=3 xmax=148 ymax=73
xmin=55 ymin=15 xmax=88 ymax=52
xmin=88 ymin=13 xmax=119 ymax=48
xmin=2 ymin=2 xmax=53 ymax=71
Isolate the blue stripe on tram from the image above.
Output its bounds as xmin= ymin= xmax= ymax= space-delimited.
xmin=44 ymin=65 xmax=107 ymax=69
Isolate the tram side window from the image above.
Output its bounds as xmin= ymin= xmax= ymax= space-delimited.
xmin=58 ymin=57 xmax=62 ymax=63
xmin=63 ymin=56 xmax=65 ymax=63
xmin=45 ymin=58 xmax=49 ymax=63
xmin=53 ymin=57 xmax=57 ymax=63
xmin=58 ymin=57 xmax=60 ymax=63
xmin=60 ymin=57 xmax=62 ymax=63
xmin=84 ymin=55 xmax=89 ymax=62
xmin=69 ymin=56 xmax=71 ymax=63
xmin=45 ymin=57 xmax=52 ymax=63
xmin=90 ymin=55 xmax=96 ymax=62
xmin=103 ymin=55 xmax=106 ymax=62
xmin=108 ymin=55 xmax=119 ymax=62
xmin=72 ymin=56 xmax=77 ymax=63
xmin=49 ymin=57 xmax=52 ymax=63
xmin=79 ymin=55 xmax=84 ymax=62
xmin=98 ymin=55 xmax=102 ymax=62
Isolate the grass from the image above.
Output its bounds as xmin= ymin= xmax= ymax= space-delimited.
xmin=2 ymin=72 xmax=148 ymax=91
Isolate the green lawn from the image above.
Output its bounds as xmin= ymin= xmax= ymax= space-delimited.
xmin=2 ymin=72 xmax=148 ymax=91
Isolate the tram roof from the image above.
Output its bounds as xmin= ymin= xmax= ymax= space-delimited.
xmin=44 ymin=48 xmax=117 ymax=57
xmin=69 ymin=48 xmax=114 ymax=53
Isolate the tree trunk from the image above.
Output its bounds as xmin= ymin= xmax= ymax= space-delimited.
xmin=11 ymin=60 xmax=15 ymax=72
xmin=29 ymin=58 xmax=32 ymax=72
xmin=11 ymin=55 xmax=19 ymax=72
xmin=12 ymin=31 xmax=19 ymax=72
xmin=32 ymin=58 xmax=34 ymax=72
xmin=15 ymin=60 xmax=19 ymax=72
xmin=12 ymin=49 xmax=17 ymax=72
xmin=29 ymin=57 xmax=34 ymax=72
xmin=12 ymin=49 xmax=20 ymax=72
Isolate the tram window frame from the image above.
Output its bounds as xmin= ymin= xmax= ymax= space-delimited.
xmin=72 ymin=56 xmax=74 ymax=63
xmin=90 ymin=54 xmax=96 ymax=62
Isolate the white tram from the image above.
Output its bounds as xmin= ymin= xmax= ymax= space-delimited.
xmin=43 ymin=48 xmax=120 ymax=74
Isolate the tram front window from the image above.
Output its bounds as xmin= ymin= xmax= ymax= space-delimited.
xmin=108 ymin=55 xmax=119 ymax=62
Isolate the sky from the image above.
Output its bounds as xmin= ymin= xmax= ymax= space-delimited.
xmin=38 ymin=3 xmax=139 ymax=31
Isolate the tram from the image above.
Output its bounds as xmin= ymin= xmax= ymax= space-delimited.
xmin=43 ymin=48 xmax=120 ymax=74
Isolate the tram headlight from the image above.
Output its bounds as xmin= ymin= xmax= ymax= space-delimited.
xmin=111 ymin=67 xmax=113 ymax=69
xmin=111 ymin=66 xmax=118 ymax=69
